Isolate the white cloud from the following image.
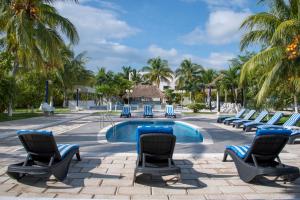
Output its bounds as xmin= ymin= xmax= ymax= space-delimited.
xmin=181 ymin=0 xmax=248 ymax=9
xmin=54 ymin=2 xmax=141 ymax=70
xmin=146 ymin=45 xmax=233 ymax=70
xmin=180 ymin=9 xmax=251 ymax=45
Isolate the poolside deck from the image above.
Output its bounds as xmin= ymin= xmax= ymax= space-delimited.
xmin=0 ymin=114 xmax=299 ymax=199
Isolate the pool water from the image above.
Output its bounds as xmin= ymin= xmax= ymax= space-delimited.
xmin=106 ymin=121 xmax=203 ymax=143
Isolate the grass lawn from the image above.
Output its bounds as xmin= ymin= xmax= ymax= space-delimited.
xmin=0 ymin=112 xmax=43 ymax=122
xmin=182 ymin=112 xmax=217 ymax=115
xmin=94 ymin=111 xmax=121 ymax=116
xmin=0 ymin=108 xmax=71 ymax=122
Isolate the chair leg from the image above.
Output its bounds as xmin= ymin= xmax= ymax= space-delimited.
xmin=223 ymin=151 xmax=228 ymax=162
xmin=76 ymin=152 xmax=81 ymax=161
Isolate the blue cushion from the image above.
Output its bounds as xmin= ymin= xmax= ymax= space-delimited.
xmin=256 ymin=128 xmax=292 ymax=136
xmin=57 ymin=144 xmax=79 ymax=159
xmin=226 ymin=145 xmax=250 ymax=159
xmin=136 ymin=126 xmax=173 ymax=153
xmin=291 ymin=130 xmax=300 ymax=136
xmin=17 ymin=129 xmax=53 ymax=136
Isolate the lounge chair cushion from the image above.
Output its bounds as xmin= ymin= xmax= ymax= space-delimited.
xmin=226 ymin=145 xmax=250 ymax=159
xmin=136 ymin=126 xmax=173 ymax=153
xmin=17 ymin=129 xmax=53 ymax=136
xmin=256 ymin=129 xmax=292 ymax=136
xmin=57 ymin=144 xmax=80 ymax=159
xmin=291 ymin=130 xmax=300 ymax=136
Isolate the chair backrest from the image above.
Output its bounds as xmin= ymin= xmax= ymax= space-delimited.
xmin=136 ymin=126 xmax=173 ymax=154
xmin=244 ymin=129 xmax=291 ymax=163
xmin=144 ymin=105 xmax=153 ymax=115
xmin=166 ymin=105 xmax=174 ymax=114
xmin=236 ymin=108 xmax=246 ymax=118
xmin=122 ymin=106 xmax=131 ymax=114
xmin=140 ymin=134 xmax=176 ymax=160
xmin=17 ymin=130 xmax=61 ymax=162
xmin=253 ymin=110 xmax=268 ymax=123
xmin=266 ymin=112 xmax=283 ymax=125
xmin=243 ymin=110 xmax=256 ymax=120
xmin=283 ymin=113 xmax=300 ymax=126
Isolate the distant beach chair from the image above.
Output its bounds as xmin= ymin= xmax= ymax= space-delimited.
xmin=232 ymin=110 xmax=268 ymax=128
xmin=143 ymin=105 xmax=153 ymax=118
xmin=223 ymin=128 xmax=299 ymax=183
xmin=289 ymin=130 xmax=300 ymax=144
xmin=165 ymin=105 xmax=176 ymax=118
xmin=7 ymin=130 xmax=81 ymax=181
xmin=217 ymin=108 xmax=246 ymax=123
xmin=224 ymin=109 xmax=256 ymax=125
xmin=39 ymin=102 xmax=55 ymax=116
xmin=257 ymin=113 xmax=300 ymax=130
xmin=243 ymin=112 xmax=283 ymax=132
xmin=120 ymin=105 xmax=131 ymax=118
xmin=134 ymin=126 xmax=180 ymax=182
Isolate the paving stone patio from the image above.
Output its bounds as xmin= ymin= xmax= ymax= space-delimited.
xmin=0 ymin=113 xmax=300 ymax=199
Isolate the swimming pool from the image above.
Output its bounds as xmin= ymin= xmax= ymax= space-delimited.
xmin=106 ymin=120 xmax=203 ymax=143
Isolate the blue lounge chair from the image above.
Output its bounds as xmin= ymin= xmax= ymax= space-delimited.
xmin=134 ymin=126 xmax=180 ymax=181
xmin=217 ymin=108 xmax=246 ymax=123
xmin=243 ymin=112 xmax=283 ymax=132
xmin=289 ymin=130 xmax=300 ymax=144
xmin=7 ymin=130 xmax=80 ymax=181
xmin=223 ymin=128 xmax=299 ymax=183
xmin=143 ymin=105 xmax=153 ymax=118
xmin=258 ymin=113 xmax=300 ymax=130
xmin=165 ymin=105 xmax=176 ymax=118
xmin=232 ymin=110 xmax=268 ymax=128
xmin=224 ymin=109 xmax=256 ymax=125
xmin=120 ymin=105 xmax=131 ymax=118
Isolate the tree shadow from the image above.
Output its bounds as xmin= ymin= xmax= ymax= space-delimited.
xmin=134 ymin=159 xmax=234 ymax=189
xmin=13 ymin=157 xmax=121 ymax=188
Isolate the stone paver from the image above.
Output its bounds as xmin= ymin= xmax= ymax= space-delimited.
xmin=0 ymin=114 xmax=300 ymax=199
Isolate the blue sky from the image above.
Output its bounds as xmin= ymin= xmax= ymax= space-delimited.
xmin=54 ymin=0 xmax=265 ymax=72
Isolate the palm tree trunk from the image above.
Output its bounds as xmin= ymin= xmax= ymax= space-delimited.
xmin=63 ymin=89 xmax=68 ymax=108
xmin=8 ymin=61 xmax=18 ymax=117
xmin=224 ymin=90 xmax=228 ymax=103
xmin=294 ymin=94 xmax=299 ymax=113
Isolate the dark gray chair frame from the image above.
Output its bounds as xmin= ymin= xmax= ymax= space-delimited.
xmin=7 ymin=133 xmax=81 ymax=181
xmin=223 ymin=134 xmax=299 ymax=183
xmin=134 ymin=134 xmax=181 ymax=181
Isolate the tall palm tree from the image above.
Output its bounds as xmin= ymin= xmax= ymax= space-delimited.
xmin=219 ymin=66 xmax=241 ymax=104
xmin=240 ymin=0 xmax=300 ymax=112
xmin=56 ymin=48 xmax=94 ymax=107
xmin=0 ymin=0 xmax=79 ymax=115
xmin=121 ymin=66 xmax=132 ymax=80
xmin=142 ymin=57 xmax=173 ymax=88
xmin=175 ymin=59 xmax=204 ymax=90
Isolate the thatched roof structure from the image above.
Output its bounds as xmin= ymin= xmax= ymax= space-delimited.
xmin=129 ymin=85 xmax=164 ymax=99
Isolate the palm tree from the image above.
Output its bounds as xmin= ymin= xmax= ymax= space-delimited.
xmin=131 ymin=69 xmax=143 ymax=85
xmin=0 ymin=0 xmax=79 ymax=115
xmin=240 ymin=0 xmax=300 ymax=112
xmin=142 ymin=57 xmax=173 ymax=88
xmin=56 ymin=48 xmax=94 ymax=107
xmin=175 ymin=59 xmax=204 ymax=91
xmin=121 ymin=66 xmax=132 ymax=80
xmin=219 ymin=66 xmax=241 ymax=104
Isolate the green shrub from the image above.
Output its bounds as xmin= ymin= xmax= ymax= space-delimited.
xmin=188 ymin=103 xmax=206 ymax=113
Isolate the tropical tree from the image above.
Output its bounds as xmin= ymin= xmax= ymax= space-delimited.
xmin=142 ymin=57 xmax=173 ymax=88
xmin=240 ymin=0 xmax=300 ymax=112
xmin=121 ymin=66 xmax=132 ymax=80
xmin=0 ymin=0 xmax=79 ymax=115
xmin=130 ymin=69 xmax=143 ymax=85
xmin=175 ymin=59 xmax=204 ymax=98
xmin=96 ymin=68 xmax=132 ymax=103
xmin=55 ymin=48 xmax=94 ymax=107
